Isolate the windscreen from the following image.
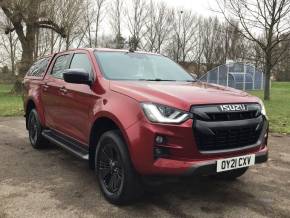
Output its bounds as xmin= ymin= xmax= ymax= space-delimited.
xmin=94 ymin=51 xmax=194 ymax=81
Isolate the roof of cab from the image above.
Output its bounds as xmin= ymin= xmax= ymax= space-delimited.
xmin=51 ymin=48 xmax=162 ymax=56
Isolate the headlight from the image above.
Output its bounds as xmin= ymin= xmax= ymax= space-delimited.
xmin=259 ymin=101 xmax=267 ymax=116
xmin=141 ymin=103 xmax=191 ymax=124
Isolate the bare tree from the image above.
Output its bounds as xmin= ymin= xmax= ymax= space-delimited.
xmin=94 ymin=0 xmax=107 ymax=47
xmin=143 ymin=1 xmax=171 ymax=53
xmin=54 ymin=0 xmax=85 ymax=50
xmin=154 ymin=2 xmax=172 ymax=53
xmin=202 ymin=17 xmax=224 ymax=70
xmin=222 ymin=19 xmax=246 ymax=62
xmin=169 ymin=9 xmax=198 ymax=62
xmin=0 ymin=33 xmax=19 ymax=75
xmin=127 ymin=0 xmax=148 ymax=50
xmin=110 ymin=0 xmax=125 ymax=48
xmin=0 ymin=16 xmax=20 ymax=75
xmin=190 ymin=16 xmax=206 ymax=75
xmin=273 ymin=36 xmax=290 ymax=80
xmin=0 ymin=0 xmax=66 ymax=92
xmin=217 ymin=0 xmax=290 ymax=100
xmin=170 ymin=9 xmax=183 ymax=62
xmin=144 ymin=0 xmax=157 ymax=52
xmin=179 ymin=11 xmax=198 ymax=62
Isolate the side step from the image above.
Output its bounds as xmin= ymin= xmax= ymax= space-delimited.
xmin=42 ymin=130 xmax=89 ymax=160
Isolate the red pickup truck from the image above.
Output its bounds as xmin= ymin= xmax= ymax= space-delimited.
xmin=23 ymin=48 xmax=268 ymax=204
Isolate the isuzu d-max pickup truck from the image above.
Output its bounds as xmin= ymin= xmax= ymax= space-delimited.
xmin=23 ymin=48 xmax=268 ymax=204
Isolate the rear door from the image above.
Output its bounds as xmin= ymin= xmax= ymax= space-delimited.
xmin=41 ymin=53 xmax=71 ymax=130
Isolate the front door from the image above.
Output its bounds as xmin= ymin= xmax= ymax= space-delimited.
xmin=58 ymin=52 xmax=96 ymax=145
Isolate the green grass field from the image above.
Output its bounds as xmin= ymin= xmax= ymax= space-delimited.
xmin=250 ymin=82 xmax=290 ymax=134
xmin=0 ymin=82 xmax=289 ymax=134
xmin=0 ymin=84 xmax=23 ymax=116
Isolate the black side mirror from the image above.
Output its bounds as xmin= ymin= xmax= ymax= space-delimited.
xmin=63 ymin=69 xmax=92 ymax=85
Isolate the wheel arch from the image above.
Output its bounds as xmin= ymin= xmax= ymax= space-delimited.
xmin=25 ymin=97 xmax=45 ymax=129
xmin=88 ymin=114 xmax=132 ymax=169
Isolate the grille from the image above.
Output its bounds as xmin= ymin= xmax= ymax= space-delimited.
xmin=191 ymin=104 xmax=264 ymax=152
xmin=195 ymin=126 xmax=261 ymax=151
xmin=207 ymin=111 xmax=257 ymax=121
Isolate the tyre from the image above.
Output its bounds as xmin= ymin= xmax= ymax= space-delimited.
xmin=214 ymin=167 xmax=248 ymax=180
xmin=95 ymin=130 xmax=143 ymax=205
xmin=27 ymin=109 xmax=47 ymax=149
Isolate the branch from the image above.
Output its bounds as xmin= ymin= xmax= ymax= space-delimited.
xmin=36 ymin=20 xmax=66 ymax=38
xmin=4 ymin=26 xmax=15 ymax=34
xmin=1 ymin=5 xmax=26 ymax=44
xmin=216 ymin=0 xmax=266 ymax=50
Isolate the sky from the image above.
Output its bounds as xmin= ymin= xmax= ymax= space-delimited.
xmin=101 ymin=0 xmax=220 ymax=37
xmin=153 ymin=0 xmax=217 ymax=16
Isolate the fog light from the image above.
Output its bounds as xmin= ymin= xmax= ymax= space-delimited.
xmin=154 ymin=148 xmax=163 ymax=156
xmin=155 ymin=135 xmax=165 ymax=144
xmin=154 ymin=146 xmax=170 ymax=159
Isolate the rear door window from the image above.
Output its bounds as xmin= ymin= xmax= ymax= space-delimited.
xmin=51 ymin=54 xmax=70 ymax=79
xmin=37 ymin=58 xmax=50 ymax=77
xmin=26 ymin=57 xmax=50 ymax=77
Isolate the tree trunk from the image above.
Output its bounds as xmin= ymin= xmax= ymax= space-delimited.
xmin=34 ymin=28 xmax=39 ymax=59
xmin=12 ymin=25 xmax=35 ymax=93
xmin=263 ymin=47 xmax=272 ymax=101
xmin=264 ymin=59 xmax=271 ymax=100
xmin=50 ymin=29 xmax=54 ymax=54
xmin=8 ymin=33 xmax=16 ymax=76
xmin=12 ymin=46 xmax=34 ymax=93
xmin=95 ymin=17 xmax=99 ymax=47
xmin=66 ymin=30 xmax=70 ymax=50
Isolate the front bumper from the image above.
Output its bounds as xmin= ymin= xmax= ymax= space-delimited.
xmin=183 ymin=148 xmax=268 ymax=176
xmin=125 ymin=117 xmax=269 ymax=176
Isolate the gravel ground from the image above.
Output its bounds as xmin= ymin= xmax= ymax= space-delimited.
xmin=0 ymin=117 xmax=290 ymax=218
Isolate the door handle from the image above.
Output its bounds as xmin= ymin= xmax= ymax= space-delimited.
xmin=42 ymin=83 xmax=49 ymax=91
xmin=59 ymin=86 xmax=68 ymax=94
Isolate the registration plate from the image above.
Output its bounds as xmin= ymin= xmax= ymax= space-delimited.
xmin=216 ymin=154 xmax=255 ymax=172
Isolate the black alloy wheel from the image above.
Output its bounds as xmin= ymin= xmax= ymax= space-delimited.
xmin=98 ymin=142 xmax=124 ymax=194
xmin=95 ymin=130 xmax=143 ymax=205
xmin=28 ymin=111 xmax=38 ymax=144
xmin=27 ymin=109 xmax=46 ymax=149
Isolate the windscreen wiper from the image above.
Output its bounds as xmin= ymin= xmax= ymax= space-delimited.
xmin=184 ymin=79 xmax=197 ymax=82
xmin=138 ymin=79 xmax=197 ymax=82
xmin=138 ymin=79 xmax=177 ymax=81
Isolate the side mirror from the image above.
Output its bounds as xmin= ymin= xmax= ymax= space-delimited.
xmin=63 ymin=69 xmax=92 ymax=85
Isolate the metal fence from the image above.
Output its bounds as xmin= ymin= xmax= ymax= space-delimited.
xmin=199 ymin=62 xmax=265 ymax=91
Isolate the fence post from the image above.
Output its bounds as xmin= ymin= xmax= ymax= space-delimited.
xmin=226 ymin=65 xmax=229 ymax=87
xmin=261 ymin=71 xmax=264 ymax=89
xmin=253 ymin=66 xmax=255 ymax=90
xmin=217 ymin=66 xmax=220 ymax=85
xmin=243 ymin=64 xmax=246 ymax=91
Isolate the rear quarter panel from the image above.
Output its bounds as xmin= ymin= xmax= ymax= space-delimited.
xmin=23 ymin=56 xmax=54 ymax=127
xmin=23 ymin=78 xmax=46 ymax=127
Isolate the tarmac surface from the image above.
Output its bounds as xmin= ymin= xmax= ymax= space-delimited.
xmin=0 ymin=117 xmax=289 ymax=218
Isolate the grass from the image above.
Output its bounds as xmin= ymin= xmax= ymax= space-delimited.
xmin=250 ymin=82 xmax=290 ymax=134
xmin=0 ymin=82 xmax=289 ymax=134
xmin=0 ymin=84 xmax=23 ymax=116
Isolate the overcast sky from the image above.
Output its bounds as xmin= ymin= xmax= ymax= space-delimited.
xmin=154 ymin=0 xmax=217 ymax=16
xmin=101 ymin=0 xmax=220 ymax=37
